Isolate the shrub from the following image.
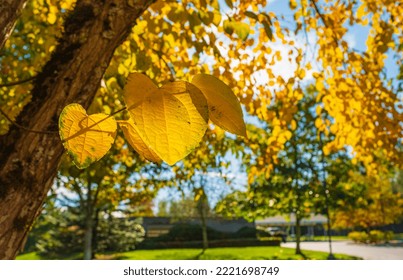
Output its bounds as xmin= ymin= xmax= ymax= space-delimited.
xmin=232 ymin=227 xmax=257 ymax=239
xmin=384 ymin=231 xmax=394 ymax=242
xmin=348 ymin=230 xmax=394 ymax=244
xmin=152 ymin=223 xmax=258 ymax=242
xmin=368 ymin=230 xmax=384 ymax=244
xmin=96 ymin=217 xmax=145 ymax=252
xmin=348 ymin=231 xmax=364 ymax=243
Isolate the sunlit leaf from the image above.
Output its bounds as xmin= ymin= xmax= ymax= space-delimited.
xmin=191 ymin=74 xmax=247 ymax=137
xmin=59 ymin=103 xmax=117 ymax=169
xmin=118 ymin=119 xmax=162 ymax=164
xmin=232 ymin=22 xmax=250 ymax=41
xmin=124 ymin=73 xmax=209 ymax=165
xmin=223 ymin=20 xmax=234 ymax=35
xmin=124 ymin=73 xmax=157 ymax=111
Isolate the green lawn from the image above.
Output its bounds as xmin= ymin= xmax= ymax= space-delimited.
xmin=16 ymin=252 xmax=82 ymax=260
xmin=17 ymin=246 xmax=360 ymax=260
xmin=117 ymin=247 xmax=360 ymax=260
xmin=16 ymin=252 xmax=41 ymax=260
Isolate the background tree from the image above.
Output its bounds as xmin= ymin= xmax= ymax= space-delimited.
xmin=332 ymin=168 xmax=403 ymax=230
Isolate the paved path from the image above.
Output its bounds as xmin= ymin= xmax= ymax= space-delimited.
xmin=281 ymin=241 xmax=403 ymax=260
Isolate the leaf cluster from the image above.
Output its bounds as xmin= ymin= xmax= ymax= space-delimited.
xmin=59 ymin=73 xmax=246 ymax=168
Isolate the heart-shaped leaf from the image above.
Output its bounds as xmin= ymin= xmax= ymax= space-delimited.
xmin=191 ymin=74 xmax=247 ymax=137
xmin=59 ymin=103 xmax=117 ymax=169
xmin=124 ymin=73 xmax=209 ymax=165
xmin=118 ymin=119 xmax=162 ymax=164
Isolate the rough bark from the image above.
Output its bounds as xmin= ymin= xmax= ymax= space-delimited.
xmin=0 ymin=0 xmax=28 ymax=50
xmin=0 ymin=0 xmax=155 ymax=259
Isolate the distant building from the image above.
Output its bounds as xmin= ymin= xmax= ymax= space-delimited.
xmin=256 ymin=214 xmax=328 ymax=238
xmin=137 ymin=217 xmax=255 ymax=238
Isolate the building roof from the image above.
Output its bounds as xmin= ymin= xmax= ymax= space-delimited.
xmin=256 ymin=214 xmax=327 ymax=226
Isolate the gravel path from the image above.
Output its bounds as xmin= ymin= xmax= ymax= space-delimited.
xmin=281 ymin=241 xmax=403 ymax=260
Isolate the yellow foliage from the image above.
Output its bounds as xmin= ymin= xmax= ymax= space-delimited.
xmin=124 ymin=73 xmax=209 ymax=165
xmin=191 ymin=74 xmax=247 ymax=137
xmin=118 ymin=119 xmax=162 ymax=164
xmin=59 ymin=104 xmax=117 ymax=169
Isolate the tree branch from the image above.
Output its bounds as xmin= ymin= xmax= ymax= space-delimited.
xmin=0 ymin=107 xmax=58 ymax=134
xmin=0 ymin=75 xmax=36 ymax=88
xmin=309 ymin=0 xmax=339 ymax=46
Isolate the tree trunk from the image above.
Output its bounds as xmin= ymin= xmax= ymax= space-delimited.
xmin=83 ymin=207 xmax=94 ymax=260
xmin=0 ymin=0 xmax=155 ymax=260
xmin=0 ymin=0 xmax=28 ymax=50
xmin=91 ymin=208 xmax=100 ymax=259
xmin=199 ymin=203 xmax=209 ymax=252
xmin=83 ymin=180 xmax=94 ymax=260
xmin=295 ymin=214 xmax=302 ymax=255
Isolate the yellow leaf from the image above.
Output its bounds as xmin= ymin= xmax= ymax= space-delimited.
xmin=118 ymin=119 xmax=162 ymax=164
xmin=232 ymin=22 xmax=250 ymax=41
xmin=124 ymin=74 xmax=209 ymax=165
xmin=59 ymin=103 xmax=117 ymax=169
xmin=315 ymin=118 xmax=322 ymax=129
xmin=47 ymin=13 xmax=57 ymax=25
xmin=223 ymin=20 xmax=234 ymax=35
xmin=212 ymin=11 xmax=221 ymax=26
xmin=124 ymin=73 xmax=157 ymax=111
xmin=290 ymin=119 xmax=297 ymax=130
xmin=191 ymin=74 xmax=246 ymax=137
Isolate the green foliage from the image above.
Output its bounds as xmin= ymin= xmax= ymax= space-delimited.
xmin=93 ymin=217 xmax=145 ymax=253
xmin=23 ymin=201 xmax=145 ymax=258
xmin=25 ymin=205 xmax=84 ymax=258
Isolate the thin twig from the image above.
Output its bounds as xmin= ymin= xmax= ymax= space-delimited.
xmin=0 ymin=107 xmax=58 ymax=134
xmin=0 ymin=75 xmax=36 ymax=88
